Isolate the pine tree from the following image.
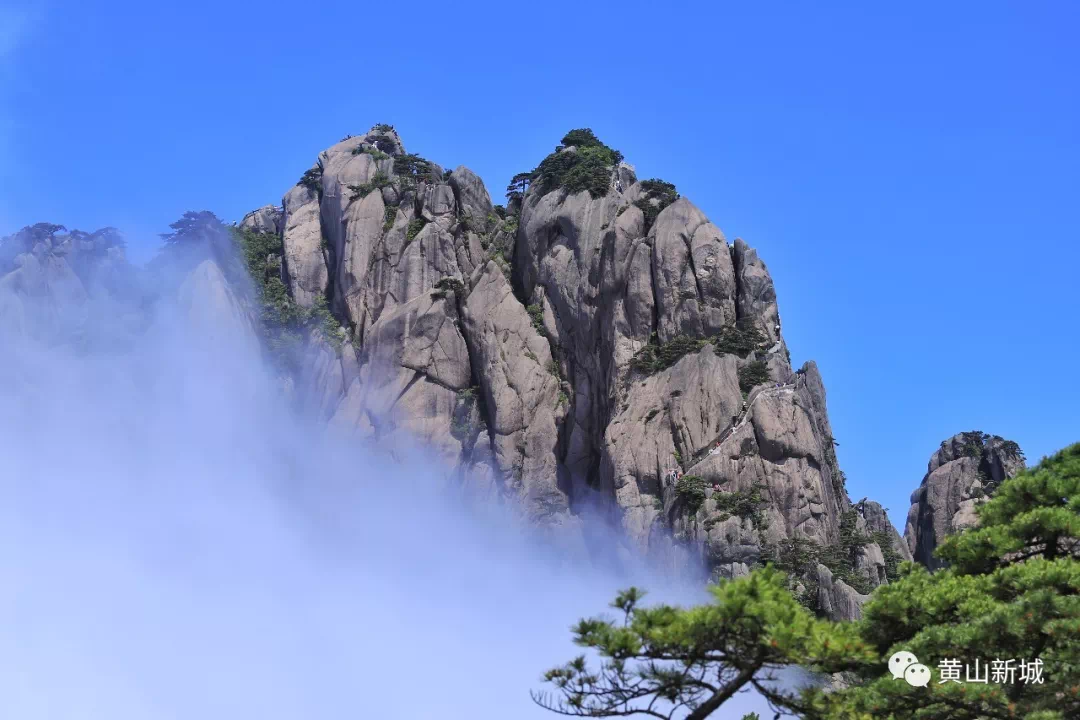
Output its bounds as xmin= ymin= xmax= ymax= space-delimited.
xmin=811 ymin=442 xmax=1080 ymax=720
xmin=532 ymin=568 xmax=873 ymax=719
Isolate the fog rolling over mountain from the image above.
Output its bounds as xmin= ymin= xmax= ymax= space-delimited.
xmin=2 ymin=126 xmax=940 ymax=627
xmin=0 ymin=124 xmax=1029 ymax=718
xmin=0 ymin=238 xmax=778 ymax=718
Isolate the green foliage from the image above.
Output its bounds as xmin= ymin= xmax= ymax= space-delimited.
xmin=673 ymin=449 xmax=683 ymax=467
xmin=530 ymin=130 xmax=622 ymax=199
xmin=713 ymin=322 xmax=768 ymax=357
xmin=738 ymin=359 xmax=770 ymax=395
xmin=451 ymin=386 xmax=482 ymax=440
xmin=298 ymin=166 xmax=323 ymax=195
xmin=433 ymin=277 xmax=465 ymax=295
xmin=872 ymin=530 xmax=902 ymax=578
xmin=394 ymin=153 xmax=438 ymax=182
xmin=371 ymin=135 xmax=397 ymax=155
xmin=560 ymin=128 xmax=604 ymax=148
xmin=675 ymin=474 xmax=708 ymax=514
xmin=310 ymin=295 xmax=342 ymax=348
xmin=232 ymin=226 xmax=344 ymax=357
xmin=958 ymin=429 xmax=991 ymax=457
xmin=628 ymin=322 xmax=769 ymax=377
xmin=634 ymin=178 xmax=679 ymax=233
xmin=712 ymin=484 xmax=768 ymax=528
xmin=506 ymin=172 xmax=532 ymax=202
xmin=348 ymin=172 xmax=392 ymax=203
xmin=812 ymin=442 xmax=1080 ymax=720
xmin=757 ymin=516 xmax=878 ymax=614
xmin=353 ymin=144 xmax=389 ymax=161
xmin=561 ymin=146 xmax=619 ymax=198
xmin=161 ymin=211 xmax=228 ymax=244
xmin=838 ymin=509 xmax=871 ymax=554
xmin=629 ymin=334 xmax=707 ymax=374
xmin=234 ymin=227 xmax=283 ymax=278
xmin=501 ymin=214 xmax=519 ymax=242
xmin=406 ymin=218 xmax=428 ymax=243
xmin=372 ymin=123 xmax=394 ymax=133
xmin=383 ymin=206 xmax=397 ymax=232
xmin=493 ymin=204 xmax=507 ymax=219
xmin=759 ymin=535 xmax=825 ymax=612
xmin=1000 ymin=438 xmax=1025 ymax=459
xmin=557 ymin=390 xmax=569 ymax=408
xmin=533 ymin=568 xmax=874 ymax=719
xmin=527 ymin=303 xmax=545 ymax=332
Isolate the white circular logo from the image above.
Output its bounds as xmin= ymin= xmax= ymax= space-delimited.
xmin=888 ymin=650 xmax=919 ymax=680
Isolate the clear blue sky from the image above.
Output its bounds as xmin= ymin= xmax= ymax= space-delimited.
xmin=1 ymin=0 xmax=1077 ymax=530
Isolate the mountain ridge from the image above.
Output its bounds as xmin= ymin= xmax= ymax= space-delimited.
xmin=0 ymin=125 xmax=1027 ymax=621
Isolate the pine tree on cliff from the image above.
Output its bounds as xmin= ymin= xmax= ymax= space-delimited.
xmin=805 ymin=442 xmax=1080 ymax=720
xmin=531 ymin=568 xmax=873 ymax=719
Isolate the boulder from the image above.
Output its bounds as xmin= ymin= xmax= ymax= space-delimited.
xmin=905 ymin=432 xmax=1025 ymax=569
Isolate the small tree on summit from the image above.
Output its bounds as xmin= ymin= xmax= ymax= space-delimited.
xmin=560 ymin=128 xmax=603 ymax=149
xmin=160 ymin=210 xmax=228 ymax=244
xmin=506 ymin=172 xmax=532 ymax=202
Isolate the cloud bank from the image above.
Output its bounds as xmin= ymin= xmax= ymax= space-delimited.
xmin=0 ymin=249 xmax=776 ymax=719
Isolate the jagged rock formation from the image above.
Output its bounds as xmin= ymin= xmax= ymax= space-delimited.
xmin=905 ymin=431 xmax=1026 ymax=570
xmin=233 ymin=125 xmax=911 ymax=618
xmin=3 ymin=127 xmax=924 ymax=621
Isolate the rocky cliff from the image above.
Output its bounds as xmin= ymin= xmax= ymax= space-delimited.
xmin=904 ymin=431 xmax=1026 ymax=570
xmin=4 ymin=126 xmax=940 ymax=620
xmin=230 ymin=125 xmax=917 ymax=617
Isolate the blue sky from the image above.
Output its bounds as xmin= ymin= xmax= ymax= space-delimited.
xmin=1 ymin=0 xmax=1077 ymax=530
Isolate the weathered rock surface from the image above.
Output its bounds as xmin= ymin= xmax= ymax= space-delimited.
xmin=814 ymin=564 xmax=869 ymax=621
xmin=905 ymin=431 xmax=1026 ymax=570
xmin=229 ymin=126 xmax=912 ymax=617
xmin=462 ymin=261 xmax=568 ymax=519
xmin=281 ymin=182 xmax=328 ymax=309
xmin=240 ymin=205 xmax=283 ymax=235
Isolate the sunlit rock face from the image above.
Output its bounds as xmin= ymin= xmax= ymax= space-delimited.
xmin=223 ymin=125 xmax=917 ymax=620
xmin=3 ymin=127 xmax=915 ymax=620
xmin=905 ymin=431 xmax=1026 ymax=570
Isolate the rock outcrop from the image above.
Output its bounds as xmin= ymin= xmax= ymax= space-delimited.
xmin=231 ymin=125 xmax=912 ymax=617
xmin=5 ymin=126 xmax=924 ymax=621
xmin=905 ymin=431 xmax=1026 ymax=570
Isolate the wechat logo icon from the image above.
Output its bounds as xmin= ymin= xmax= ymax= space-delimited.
xmin=889 ymin=651 xmax=930 ymax=687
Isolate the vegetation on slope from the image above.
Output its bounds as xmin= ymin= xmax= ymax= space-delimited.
xmin=629 ymin=321 xmax=771 ymax=376
xmin=535 ymin=441 xmax=1080 ymax=719
xmin=232 ymin=225 xmax=342 ymax=357
xmin=635 ymin=178 xmax=679 ymax=232
xmin=517 ymin=128 xmax=624 ymax=200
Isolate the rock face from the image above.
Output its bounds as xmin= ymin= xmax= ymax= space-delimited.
xmin=231 ymin=125 xmax=912 ymax=618
xmin=240 ymin=205 xmax=283 ymax=235
xmin=905 ymin=431 xmax=1026 ymax=570
xmin=8 ymin=129 xmax=1033 ymax=623
xmin=0 ymin=223 xmax=133 ymax=342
